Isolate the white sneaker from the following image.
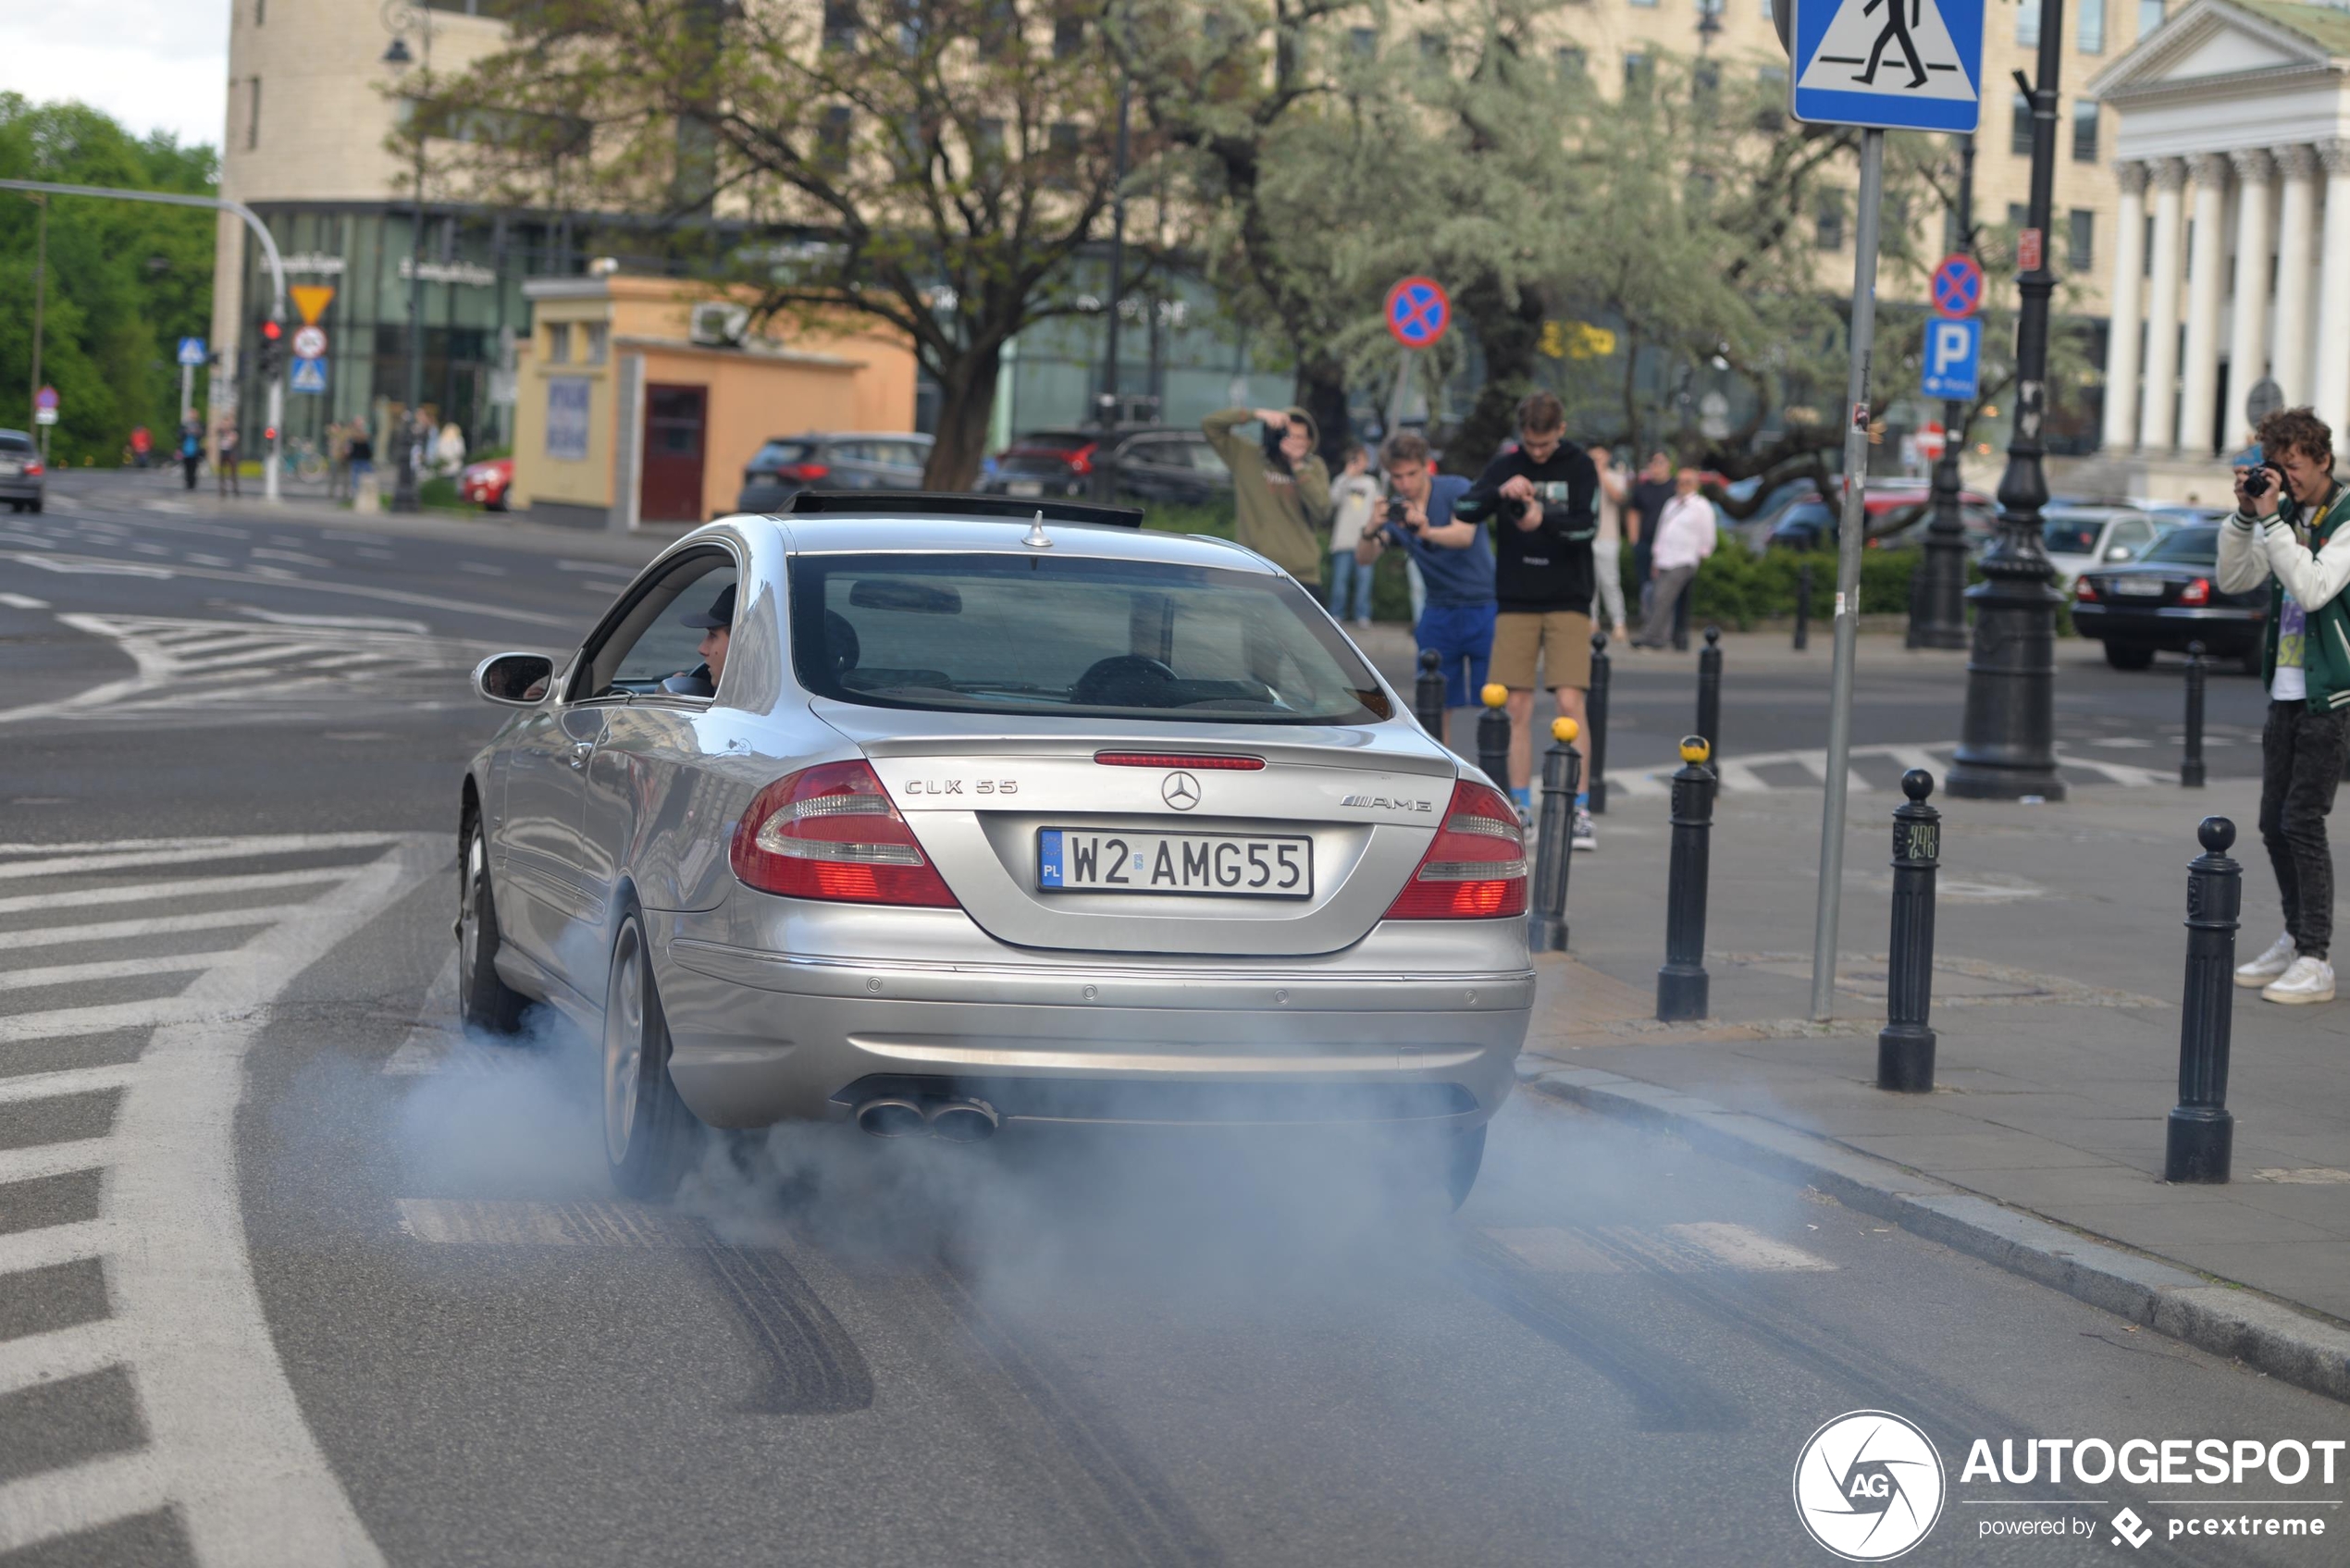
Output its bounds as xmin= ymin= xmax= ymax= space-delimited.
xmin=2235 ymin=931 xmax=2297 ymax=988
xmin=2262 ymin=955 xmax=2336 ymax=1005
xmin=1571 ymin=806 xmax=1596 ymax=851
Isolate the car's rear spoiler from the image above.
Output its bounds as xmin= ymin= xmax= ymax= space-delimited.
xmin=780 ymin=490 xmax=1145 ymax=529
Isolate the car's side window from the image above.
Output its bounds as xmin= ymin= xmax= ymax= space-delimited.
xmin=571 ymin=550 xmax=739 ymax=703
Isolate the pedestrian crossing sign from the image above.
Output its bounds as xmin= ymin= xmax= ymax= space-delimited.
xmin=1791 ymin=0 xmax=1985 ymax=133
xmin=290 ymin=356 xmax=328 ymax=395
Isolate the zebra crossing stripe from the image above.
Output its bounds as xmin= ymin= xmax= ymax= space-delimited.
xmin=0 ymin=832 xmax=403 ymax=878
xmin=0 ymin=1138 xmax=113 ymax=1185
xmin=0 ymin=868 xmax=351 ymax=916
xmin=1482 ymin=1222 xmax=1835 ymax=1275
xmin=0 ymin=1317 xmax=129 ymax=1400
xmin=0 ymin=907 xmax=305 ymax=952
xmin=0 ymin=1064 xmax=139 ymax=1105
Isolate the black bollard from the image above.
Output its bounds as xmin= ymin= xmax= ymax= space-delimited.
xmin=1695 ymin=624 xmax=1724 ymax=764
xmin=1586 ymin=632 xmax=1612 ymax=815
xmin=1656 ymin=736 xmax=1715 ymax=1021
xmin=2165 ymin=817 xmax=2240 ymax=1184
xmin=1876 ymin=770 xmax=1941 ymax=1093
xmin=2182 ymin=640 xmax=2208 ymax=789
xmin=1794 ymin=562 xmax=1813 ymax=651
xmin=1476 ymin=682 xmax=1511 ymax=796
xmin=1528 ymin=718 xmax=1581 ymax=953
xmin=1415 ymin=648 xmax=1446 ymax=741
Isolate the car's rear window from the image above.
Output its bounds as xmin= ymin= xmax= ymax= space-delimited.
xmin=1008 ymin=431 xmax=1095 ymax=452
xmin=791 ymin=552 xmax=1392 ymax=725
xmin=748 ymin=440 xmax=813 ymax=471
xmin=0 ymin=435 xmax=32 ymax=454
xmin=2041 ymin=516 xmax=2105 ymax=554
xmin=2139 ymin=527 xmax=2219 ymax=566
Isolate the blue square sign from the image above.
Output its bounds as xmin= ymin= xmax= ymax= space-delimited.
xmin=1921 ymin=316 xmax=1982 ymax=401
xmin=1792 ymin=0 xmax=1985 ymax=133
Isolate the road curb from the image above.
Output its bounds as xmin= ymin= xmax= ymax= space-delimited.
xmin=1521 ymin=1063 xmax=2350 ymax=1405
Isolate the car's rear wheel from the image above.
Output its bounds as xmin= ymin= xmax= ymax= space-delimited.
xmin=455 ymin=817 xmax=528 ymax=1034
xmin=603 ymin=911 xmax=701 ymax=1200
xmin=2103 ymin=639 xmax=2155 ymax=671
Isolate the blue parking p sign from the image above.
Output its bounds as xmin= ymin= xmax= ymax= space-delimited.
xmin=1921 ymin=316 xmax=1982 ymax=401
xmin=1793 ymin=0 xmax=1985 ymax=133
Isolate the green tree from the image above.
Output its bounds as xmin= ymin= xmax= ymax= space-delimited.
xmin=0 ymin=94 xmax=217 ymax=464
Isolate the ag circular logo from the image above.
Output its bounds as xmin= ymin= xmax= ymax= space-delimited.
xmin=1161 ymin=772 xmax=1201 ymax=810
xmin=1793 ymin=1411 xmax=1945 ymax=1562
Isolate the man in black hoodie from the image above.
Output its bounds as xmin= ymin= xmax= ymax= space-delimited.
xmin=1455 ymin=391 xmax=1600 ymax=846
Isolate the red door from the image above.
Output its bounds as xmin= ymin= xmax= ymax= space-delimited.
xmin=640 ymin=384 xmax=707 ymax=523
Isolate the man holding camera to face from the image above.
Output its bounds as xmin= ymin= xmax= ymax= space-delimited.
xmin=2220 ymin=406 xmax=2350 ymax=1005
xmin=1354 ymin=430 xmax=1494 ymax=750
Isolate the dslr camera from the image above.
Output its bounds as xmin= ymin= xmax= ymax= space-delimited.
xmin=2240 ymin=465 xmax=2274 ymax=500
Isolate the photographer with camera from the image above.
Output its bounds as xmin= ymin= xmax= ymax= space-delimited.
xmin=1354 ymin=430 xmax=1494 ymax=749
xmin=2221 ymin=406 xmax=2350 ymax=1006
xmin=1203 ymin=405 xmax=1332 ymax=600
xmin=1454 ymin=392 xmax=1600 ymax=844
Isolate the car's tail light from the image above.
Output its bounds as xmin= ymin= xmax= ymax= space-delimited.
xmin=23 ymin=462 xmax=40 ymax=477
xmin=1065 ymin=442 xmax=1096 ymax=475
xmin=776 ymin=462 xmax=831 ymax=482
xmin=730 ymin=761 xmax=959 ymax=907
xmin=2075 ymin=577 xmax=2098 ymax=602
xmin=2180 ymin=577 xmax=2211 ymax=606
xmin=1094 ymin=751 xmax=1265 ymax=770
xmin=1384 ymin=780 xmax=1528 ymax=920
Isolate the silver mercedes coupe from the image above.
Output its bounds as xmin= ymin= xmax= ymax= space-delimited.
xmin=458 ymin=494 xmax=1532 ymax=1205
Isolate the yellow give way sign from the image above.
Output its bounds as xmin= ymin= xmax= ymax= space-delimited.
xmin=291 ymin=284 xmax=337 ymax=326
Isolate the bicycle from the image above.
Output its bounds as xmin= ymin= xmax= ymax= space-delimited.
xmin=278 ymin=436 xmax=329 ymax=485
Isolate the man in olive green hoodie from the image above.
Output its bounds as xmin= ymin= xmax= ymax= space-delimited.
xmin=1202 ymin=406 xmax=1332 ymax=595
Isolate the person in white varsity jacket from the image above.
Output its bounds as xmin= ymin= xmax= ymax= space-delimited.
xmin=2218 ymin=405 xmax=2350 ymax=1005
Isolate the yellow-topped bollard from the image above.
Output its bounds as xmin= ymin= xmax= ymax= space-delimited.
xmin=1528 ymin=710 xmax=1586 ymax=952
xmin=1658 ymin=734 xmax=1719 ymax=1019
xmin=1678 ymin=735 xmax=1712 ymax=767
xmin=1552 ymin=717 xmax=1579 ymax=745
xmin=1476 ymin=683 xmax=1513 ymax=795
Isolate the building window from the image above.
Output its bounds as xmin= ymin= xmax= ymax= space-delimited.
xmin=817 ymin=105 xmax=852 ymax=172
xmin=255 ymin=0 xmax=266 ymax=23
xmin=1557 ymin=45 xmax=1587 ymax=80
xmin=1624 ymin=51 xmax=1651 ymax=89
xmin=1046 ymin=119 xmax=1080 ymax=188
xmin=2072 ymin=100 xmax=2098 ymax=163
xmin=2008 ymin=202 xmax=2029 ymax=232
xmin=974 ymin=117 xmax=1005 ymax=165
xmin=1418 ymin=31 xmax=1447 ymax=61
xmin=976 ymin=0 xmax=1017 ymax=56
xmin=2144 ymin=215 xmax=2154 ymax=275
xmin=822 ymin=0 xmax=857 ymax=50
xmin=2078 ymin=0 xmax=2106 ymax=52
xmin=546 ymin=322 xmax=571 ymax=364
xmin=1694 ymin=59 xmax=1721 ymax=101
xmin=2068 ymin=209 xmax=2095 ymax=273
xmin=248 ymin=77 xmax=262 ymax=149
xmin=1816 ymin=202 xmax=1844 ymax=250
xmin=584 ymin=322 xmax=610 ymax=365
xmin=2017 ymin=0 xmax=2040 ymax=44
xmin=2138 ymin=0 xmax=2165 ymax=34
xmin=1053 ymin=7 xmax=1085 ymax=58
xmin=1350 ymin=27 xmax=1378 ymax=57
xmin=2010 ymin=93 xmax=2034 ymax=156
xmin=1756 ymin=65 xmax=1787 ymax=130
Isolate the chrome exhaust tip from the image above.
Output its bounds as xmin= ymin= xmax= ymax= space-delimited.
xmin=854 ymin=1096 xmax=930 ymax=1138
xmin=926 ymin=1098 xmax=1000 ymax=1143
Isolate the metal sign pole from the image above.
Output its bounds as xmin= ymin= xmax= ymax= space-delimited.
xmin=1811 ymin=127 xmax=1886 ymax=1020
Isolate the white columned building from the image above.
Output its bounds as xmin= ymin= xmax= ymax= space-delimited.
xmin=2088 ymin=0 xmax=2350 ymax=491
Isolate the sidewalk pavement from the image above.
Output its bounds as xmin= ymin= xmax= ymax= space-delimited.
xmin=1524 ymin=771 xmax=2350 ymax=1399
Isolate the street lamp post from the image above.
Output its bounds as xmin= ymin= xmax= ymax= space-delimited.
xmin=383 ymin=4 xmax=433 ymax=513
xmin=1911 ymin=135 xmax=1974 ymax=650
xmin=1093 ymin=72 xmax=1132 ymax=505
xmin=1948 ymin=8 xmax=2069 ymax=802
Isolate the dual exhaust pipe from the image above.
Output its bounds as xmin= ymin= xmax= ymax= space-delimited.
xmin=853 ymin=1094 xmax=1000 ymax=1142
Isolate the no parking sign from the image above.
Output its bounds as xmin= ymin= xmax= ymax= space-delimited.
xmin=1385 ymin=278 xmax=1451 ymax=349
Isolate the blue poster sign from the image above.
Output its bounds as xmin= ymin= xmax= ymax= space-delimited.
xmin=1792 ymin=0 xmax=1985 ymax=133
xmin=1920 ymin=316 xmax=1982 ymax=401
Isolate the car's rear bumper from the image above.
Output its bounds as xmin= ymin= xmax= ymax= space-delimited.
xmin=2072 ymin=602 xmax=2261 ymax=651
xmin=650 ymin=918 xmax=1531 ymax=1132
xmin=0 ymin=477 xmax=42 ymax=501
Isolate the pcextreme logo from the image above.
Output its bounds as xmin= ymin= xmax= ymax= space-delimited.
xmin=1794 ymin=1410 xmax=1948 ymax=1562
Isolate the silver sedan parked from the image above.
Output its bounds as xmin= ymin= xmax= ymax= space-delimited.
xmin=459 ymin=494 xmax=1532 ymax=1205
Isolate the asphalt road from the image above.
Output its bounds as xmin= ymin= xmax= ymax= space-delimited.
xmin=0 ymin=475 xmax=2336 ymax=1567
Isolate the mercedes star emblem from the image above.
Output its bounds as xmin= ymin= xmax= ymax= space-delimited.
xmin=1162 ymin=772 xmax=1201 ymax=810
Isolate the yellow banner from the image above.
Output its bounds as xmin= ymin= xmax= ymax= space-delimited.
xmin=1540 ymin=320 xmax=1617 ymax=360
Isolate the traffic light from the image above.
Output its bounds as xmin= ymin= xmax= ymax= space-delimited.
xmin=257 ymin=318 xmax=285 ymax=377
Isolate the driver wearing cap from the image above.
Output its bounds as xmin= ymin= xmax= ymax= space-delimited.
xmin=662 ymin=582 xmax=735 ymax=698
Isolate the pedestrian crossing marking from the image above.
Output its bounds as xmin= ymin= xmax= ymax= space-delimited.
xmin=1601 ymin=742 xmax=2167 ymax=798
xmin=1482 ymin=1223 xmax=1835 ymax=1275
xmin=1798 ymin=0 xmax=1973 ymax=100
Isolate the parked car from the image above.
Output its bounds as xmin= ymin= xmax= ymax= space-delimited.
xmin=1874 ymin=494 xmax=2002 ymax=553
xmin=2071 ymin=525 xmax=2265 ymax=672
xmin=983 ymin=426 xmax=1231 ymax=506
xmin=0 ymin=429 xmax=43 ymax=513
xmin=458 ymin=491 xmax=1527 ymax=1207
xmin=459 ymin=457 xmax=513 ymax=511
xmin=736 ymin=432 xmax=934 ymax=513
xmin=2040 ymin=504 xmax=2163 ymax=588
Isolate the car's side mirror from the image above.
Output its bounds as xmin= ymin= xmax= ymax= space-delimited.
xmin=474 ymin=651 xmax=555 ymax=707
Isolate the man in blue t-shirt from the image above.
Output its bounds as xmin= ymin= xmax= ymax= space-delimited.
xmin=1354 ymin=429 xmax=1496 ymax=750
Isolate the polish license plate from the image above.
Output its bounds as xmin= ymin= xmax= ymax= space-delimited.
xmin=1037 ymin=829 xmax=1312 ymax=898
xmin=0 ymin=463 xmax=18 ymax=477
xmin=2113 ymin=578 xmax=2166 ymax=597
xmin=1005 ymin=479 xmax=1044 ymax=497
